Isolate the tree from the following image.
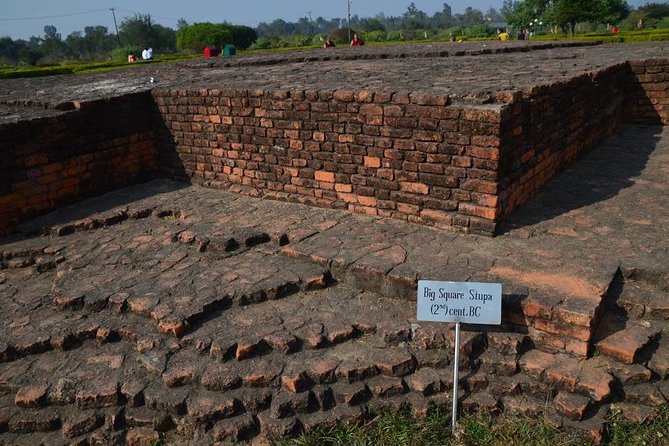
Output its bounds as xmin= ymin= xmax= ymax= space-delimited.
xmin=227 ymin=25 xmax=257 ymax=49
xmin=359 ymin=17 xmax=385 ymax=32
xmin=64 ymin=32 xmax=86 ymax=60
xmin=601 ymin=0 xmax=631 ymax=25
xmin=42 ymin=25 xmax=65 ymax=59
xmin=152 ymin=24 xmax=177 ymax=52
xmin=84 ymin=26 xmax=115 ymax=54
xmin=549 ymin=0 xmax=608 ymax=34
xmin=402 ymin=2 xmax=428 ymax=29
xmin=18 ymin=46 xmax=43 ymax=66
xmin=295 ymin=17 xmax=313 ymax=35
xmin=433 ymin=3 xmax=455 ymax=27
xmin=458 ymin=7 xmax=485 ymax=26
xmin=504 ymin=0 xmax=550 ymax=30
xmin=506 ymin=0 xmax=632 ymax=33
xmin=118 ymin=14 xmax=175 ymax=51
xmin=256 ymin=19 xmax=295 ymax=39
xmin=177 ymin=18 xmax=189 ymax=30
xmin=642 ymin=2 xmax=669 ymax=18
xmin=623 ymin=2 xmax=669 ymax=29
xmin=119 ymin=14 xmax=155 ymax=47
xmin=0 ymin=37 xmax=20 ymax=64
xmin=176 ymin=23 xmax=232 ymax=52
xmin=501 ymin=0 xmax=519 ymax=21
xmin=485 ymin=8 xmax=505 ymax=23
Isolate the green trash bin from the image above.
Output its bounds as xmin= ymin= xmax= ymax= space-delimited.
xmin=223 ymin=44 xmax=236 ymax=57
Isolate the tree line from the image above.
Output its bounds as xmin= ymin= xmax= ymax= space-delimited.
xmin=0 ymin=14 xmax=257 ymax=66
xmin=1 ymin=2 xmax=668 ymax=66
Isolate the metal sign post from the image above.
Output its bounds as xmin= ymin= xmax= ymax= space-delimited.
xmin=416 ymin=280 xmax=502 ymax=434
xmin=451 ymin=321 xmax=461 ymax=431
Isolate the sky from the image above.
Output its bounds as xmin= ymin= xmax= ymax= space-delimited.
xmin=1 ymin=0 xmax=652 ymax=40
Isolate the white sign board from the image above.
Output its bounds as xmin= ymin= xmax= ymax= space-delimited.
xmin=417 ymin=280 xmax=502 ymax=325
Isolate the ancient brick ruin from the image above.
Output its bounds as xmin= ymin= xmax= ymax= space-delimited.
xmin=2 ymin=42 xmax=667 ymax=237
xmin=0 ymin=41 xmax=668 ymax=444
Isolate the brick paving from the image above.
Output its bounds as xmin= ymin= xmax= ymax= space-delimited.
xmin=1 ymin=40 xmax=669 ymax=444
xmin=1 ymin=41 xmax=668 ymax=123
xmin=0 ymin=122 xmax=667 ymax=444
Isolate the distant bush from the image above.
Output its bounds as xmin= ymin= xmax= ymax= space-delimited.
xmin=176 ymin=23 xmax=232 ymax=53
xmin=310 ymin=35 xmax=325 ymax=46
xmin=291 ymin=35 xmax=313 ymax=47
xmin=18 ymin=47 xmax=43 ymax=66
xmin=250 ymin=38 xmax=273 ymax=49
xmin=227 ymin=25 xmax=257 ymax=50
xmin=466 ymin=24 xmax=495 ymax=38
xmin=330 ymin=28 xmax=357 ymax=44
xmin=386 ymin=30 xmax=402 ymax=41
xmin=366 ymin=31 xmax=387 ymax=42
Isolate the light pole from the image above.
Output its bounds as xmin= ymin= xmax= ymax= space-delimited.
xmin=110 ymin=7 xmax=121 ymax=46
xmin=347 ymin=0 xmax=352 ymax=41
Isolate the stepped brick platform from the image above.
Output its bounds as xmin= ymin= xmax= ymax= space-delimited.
xmin=1 ymin=123 xmax=668 ymax=444
xmin=1 ymin=41 xmax=668 ymax=236
xmin=0 ymin=41 xmax=668 ymax=443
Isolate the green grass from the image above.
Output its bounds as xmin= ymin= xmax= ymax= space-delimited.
xmin=0 ymin=53 xmax=200 ymax=79
xmin=278 ymin=404 xmax=669 ymax=446
xmin=606 ymin=404 xmax=669 ymax=446
xmin=532 ymin=29 xmax=669 ymax=43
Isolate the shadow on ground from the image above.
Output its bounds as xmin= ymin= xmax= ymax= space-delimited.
xmin=499 ymin=125 xmax=662 ymax=234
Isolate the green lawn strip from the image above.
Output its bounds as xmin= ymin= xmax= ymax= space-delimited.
xmin=0 ymin=53 xmax=199 ymax=79
xmin=278 ymin=404 xmax=669 ymax=446
xmin=605 ymin=404 xmax=669 ymax=446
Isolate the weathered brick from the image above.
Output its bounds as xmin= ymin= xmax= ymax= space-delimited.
xmin=406 ymin=368 xmax=443 ymax=396
xmin=360 ymin=103 xmax=383 ymax=115
xmin=399 ymin=182 xmax=429 ymax=195
xmin=553 ymin=391 xmax=590 ymax=421
xmin=596 ymin=325 xmax=661 ymax=365
xmin=459 ymin=203 xmax=497 ymax=220
xmin=15 ymin=384 xmax=48 ymax=408
xmin=187 ymin=392 xmax=238 ymax=423
xmin=519 ymin=350 xmax=555 ymax=380
xmin=363 ymin=156 xmax=381 ymax=168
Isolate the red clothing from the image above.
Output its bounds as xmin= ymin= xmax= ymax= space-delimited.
xmin=350 ymin=37 xmax=364 ymax=46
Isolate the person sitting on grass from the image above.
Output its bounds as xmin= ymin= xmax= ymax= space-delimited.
xmin=350 ymin=34 xmax=364 ymax=46
xmin=497 ymin=28 xmax=510 ymax=41
xmin=323 ymin=36 xmax=336 ymax=48
xmin=128 ymin=52 xmax=136 ymax=63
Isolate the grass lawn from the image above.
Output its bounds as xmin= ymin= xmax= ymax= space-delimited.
xmin=278 ymin=404 xmax=669 ymax=446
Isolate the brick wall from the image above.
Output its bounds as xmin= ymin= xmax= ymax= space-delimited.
xmin=497 ymin=63 xmax=627 ymax=221
xmin=1 ymin=57 xmax=667 ymax=236
xmin=624 ymin=58 xmax=669 ymax=125
xmin=153 ymin=89 xmax=504 ymax=235
xmin=152 ymin=61 xmax=633 ymax=235
xmin=0 ymin=93 xmax=158 ymax=234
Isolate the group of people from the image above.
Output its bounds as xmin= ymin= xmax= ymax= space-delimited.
xmin=323 ymin=33 xmax=364 ymax=48
xmin=128 ymin=47 xmax=153 ymax=63
xmin=496 ymin=28 xmax=531 ymax=41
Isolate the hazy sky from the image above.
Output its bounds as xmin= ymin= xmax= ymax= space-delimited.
xmin=1 ymin=0 xmax=651 ymax=40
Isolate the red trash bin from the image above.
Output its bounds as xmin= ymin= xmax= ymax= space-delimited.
xmin=203 ymin=46 xmax=221 ymax=58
